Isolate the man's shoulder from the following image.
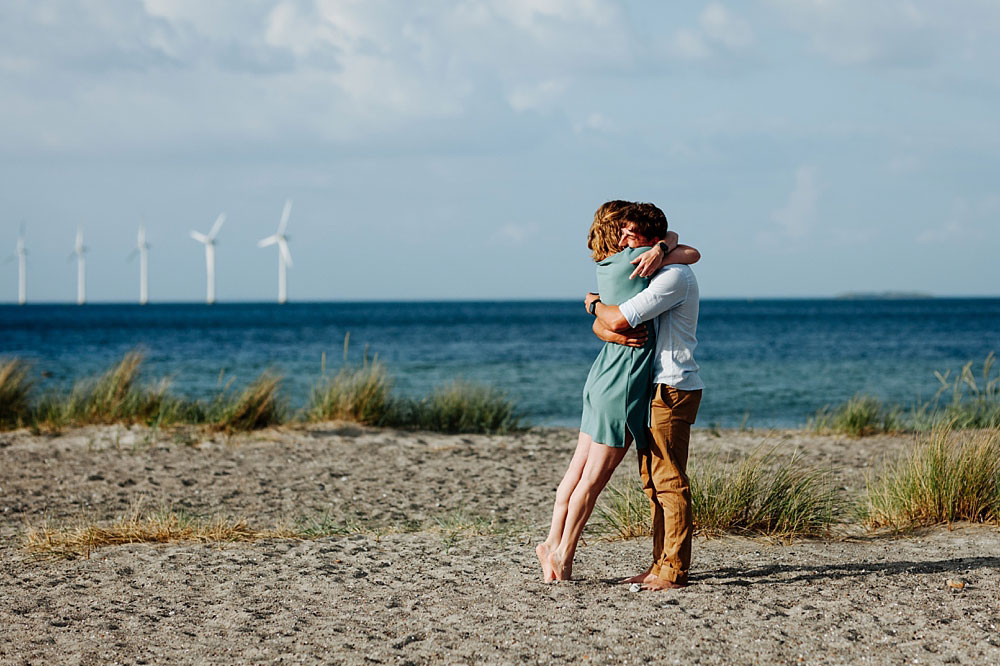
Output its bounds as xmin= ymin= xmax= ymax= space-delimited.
xmin=650 ymin=263 xmax=695 ymax=283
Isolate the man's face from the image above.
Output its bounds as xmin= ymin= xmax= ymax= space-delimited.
xmin=619 ymin=222 xmax=657 ymax=249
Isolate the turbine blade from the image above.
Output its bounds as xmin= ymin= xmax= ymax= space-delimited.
xmin=279 ymin=239 xmax=293 ymax=267
xmin=258 ymin=235 xmax=278 ymax=248
xmin=208 ymin=213 xmax=226 ymax=239
xmin=190 ymin=231 xmax=209 ymax=244
xmin=277 ymin=199 xmax=292 ymax=235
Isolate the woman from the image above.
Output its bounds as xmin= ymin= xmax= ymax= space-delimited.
xmin=537 ymin=200 xmax=699 ymax=581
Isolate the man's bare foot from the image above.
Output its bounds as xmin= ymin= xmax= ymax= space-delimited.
xmin=641 ymin=575 xmax=687 ymax=591
xmin=621 ymin=568 xmax=656 ymax=585
xmin=536 ymin=543 xmax=555 ymax=582
xmin=548 ymin=549 xmax=572 ymax=581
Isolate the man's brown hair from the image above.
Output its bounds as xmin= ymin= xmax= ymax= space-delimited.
xmin=588 ymin=200 xmax=632 ymax=261
xmin=630 ymin=202 xmax=668 ymax=240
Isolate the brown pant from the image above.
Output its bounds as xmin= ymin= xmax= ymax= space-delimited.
xmin=638 ymin=384 xmax=702 ymax=584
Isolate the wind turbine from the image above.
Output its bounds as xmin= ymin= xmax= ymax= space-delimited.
xmin=257 ymin=199 xmax=293 ymax=304
xmin=71 ymin=226 xmax=87 ymax=305
xmin=190 ymin=213 xmax=225 ymax=305
xmin=128 ymin=223 xmax=150 ymax=305
xmin=15 ymin=225 xmax=26 ymax=305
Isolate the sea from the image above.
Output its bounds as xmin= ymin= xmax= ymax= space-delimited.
xmin=2 ymin=298 xmax=999 ymax=428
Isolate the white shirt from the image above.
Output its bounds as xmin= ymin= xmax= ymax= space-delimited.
xmin=619 ymin=264 xmax=703 ymax=391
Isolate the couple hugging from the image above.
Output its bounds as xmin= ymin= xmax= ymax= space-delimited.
xmin=537 ymin=200 xmax=703 ymax=591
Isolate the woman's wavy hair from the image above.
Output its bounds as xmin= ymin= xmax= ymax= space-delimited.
xmin=587 ymin=200 xmax=633 ymax=262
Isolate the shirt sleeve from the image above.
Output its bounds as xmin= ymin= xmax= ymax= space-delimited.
xmin=619 ymin=266 xmax=690 ymax=327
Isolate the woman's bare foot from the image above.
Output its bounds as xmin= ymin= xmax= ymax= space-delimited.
xmin=548 ymin=549 xmax=572 ymax=581
xmin=536 ymin=543 xmax=555 ymax=582
xmin=622 ymin=568 xmax=656 ymax=585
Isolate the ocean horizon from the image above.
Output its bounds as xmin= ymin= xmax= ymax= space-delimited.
xmin=3 ymin=297 xmax=999 ymax=428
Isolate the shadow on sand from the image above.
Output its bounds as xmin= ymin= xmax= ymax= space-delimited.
xmin=695 ymin=555 xmax=999 ymax=586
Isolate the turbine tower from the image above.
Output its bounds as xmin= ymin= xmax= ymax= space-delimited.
xmin=128 ymin=224 xmax=150 ymax=305
xmin=257 ymin=199 xmax=293 ymax=304
xmin=73 ymin=226 xmax=87 ymax=305
xmin=190 ymin=213 xmax=225 ymax=305
xmin=16 ymin=225 xmax=26 ymax=305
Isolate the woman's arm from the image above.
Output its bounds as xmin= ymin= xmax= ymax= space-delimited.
xmin=629 ymin=234 xmax=701 ymax=280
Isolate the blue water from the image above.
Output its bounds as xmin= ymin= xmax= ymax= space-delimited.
xmin=2 ymin=299 xmax=998 ymax=428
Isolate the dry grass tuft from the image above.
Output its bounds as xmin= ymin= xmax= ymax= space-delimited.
xmin=25 ymin=503 xmax=297 ymax=558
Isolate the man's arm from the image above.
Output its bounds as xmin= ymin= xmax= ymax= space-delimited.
xmin=592 ymin=318 xmax=648 ymax=347
xmin=585 ymin=292 xmax=631 ymax=332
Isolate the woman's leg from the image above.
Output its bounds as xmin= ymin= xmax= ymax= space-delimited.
xmin=537 ymin=431 xmax=594 ymax=581
xmin=549 ymin=436 xmax=631 ymax=580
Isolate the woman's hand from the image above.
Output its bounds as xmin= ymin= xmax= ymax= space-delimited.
xmin=629 ymin=232 xmax=676 ymax=279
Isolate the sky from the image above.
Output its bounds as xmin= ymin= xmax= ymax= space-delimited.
xmin=2 ymin=0 xmax=999 ymax=303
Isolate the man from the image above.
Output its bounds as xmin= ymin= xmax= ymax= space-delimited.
xmin=585 ymin=202 xmax=703 ymax=590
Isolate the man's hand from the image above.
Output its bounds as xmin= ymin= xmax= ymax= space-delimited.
xmin=629 ymin=231 xmax=678 ymax=280
xmin=585 ymin=292 xmax=601 ymax=314
xmin=593 ymin=319 xmax=647 ymax=347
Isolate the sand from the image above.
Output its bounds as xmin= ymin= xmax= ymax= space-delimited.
xmin=1 ymin=424 xmax=998 ymax=665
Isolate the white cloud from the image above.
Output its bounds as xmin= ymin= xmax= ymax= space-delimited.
xmin=507 ymin=80 xmax=569 ymax=113
xmin=700 ymin=3 xmax=754 ymax=49
xmin=916 ymin=195 xmax=1000 ymax=244
xmin=669 ymin=29 xmax=711 ymax=61
xmin=763 ymin=0 xmax=969 ymax=68
xmin=573 ymin=112 xmax=616 ymax=134
xmin=667 ymin=4 xmax=754 ymax=62
xmin=772 ymin=166 xmax=820 ymax=238
xmin=491 ymin=223 xmax=536 ymax=244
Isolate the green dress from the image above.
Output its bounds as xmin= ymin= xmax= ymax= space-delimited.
xmin=580 ymin=247 xmax=656 ymax=449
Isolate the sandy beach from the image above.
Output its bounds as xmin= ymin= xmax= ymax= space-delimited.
xmin=2 ymin=424 xmax=998 ymax=665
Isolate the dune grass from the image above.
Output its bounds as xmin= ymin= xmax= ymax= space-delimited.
xmin=32 ymin=352 xmax=187 ymax=430
xmin=0 ymin=348 xmax=524 ymax=435
xmin=25 ymin=503 xmax=298 ymax=559
xmin=861 ymin=427 xmax=1000 ymax=530
xmin=307 ymin=356 xmax=394 ymax=425
xmin=911 ymin=353 xmax=1000 ymax=430
xmin=812 ymin=355 xmax=1000 ymax=436
xmin=0 ymin=358 xmax=33 ymax=429
xmin=397 ymin=381 xmax=523 ymax=435
xmin=595 ymin=448 xmax=842 ymax=540
xmin=810 ymin=394 xmax=903 ymax=437
xmin=209 ymin=371 xmax=286 ymax=433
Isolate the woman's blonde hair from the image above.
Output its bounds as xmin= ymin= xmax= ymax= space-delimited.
xmin=587 ymin=200 xmax=632 ymax=261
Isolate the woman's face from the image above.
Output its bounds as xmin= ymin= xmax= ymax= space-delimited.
xmin=618 ymin=222 xmax=654 ymax=249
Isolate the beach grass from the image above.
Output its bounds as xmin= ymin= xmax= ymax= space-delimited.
xmin=400 ymin=381 xmax=523 ymax=435
xmin=209 ymin=371 xmax=286 ymax=433
xmin=810 ymin=394 xmax=903 ymax=437
xmin=693 ymin=449 xmax=841 ymax=537
xmin=596 ymin=448 xmax=841 ymax=540
xmin=25 ymin=503 xmax=297 ymax=559
xmin=861 ymin=427 xmax=1000 ymax=529
xmin=911 ymin=354 xmax=1000 ymax=430
xmin=306 ymin=356 xmax=394 ymax=425
xmin=811 ymin=355 xmax=1000 ymax=435
xmin=0 ymin=358 xmax=33 ymax=429
xmin=31 ymin=352 xmax=187 ymax=430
